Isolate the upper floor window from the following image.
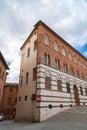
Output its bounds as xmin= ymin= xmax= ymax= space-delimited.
xmin=20 ymin=76 xmax=23 ymax=86
xmin=70 ymin=67 xmax=74 ymax=76
xmin=54 ymin=41 xmax=58 ymax=52
xmin=44 ymin=34 xmax=49 ymax=45
xmin=55 ymin=59 xmax=60 ymax=70
xmin=26 ymin=72 xmax=29 ymax=85
xmin=45 ymin=77 xmax=51 ymax=90
xmin=63 ymin=63 xmax=68 ymax=73
xmin=66 ymin=82 xmax=71 ymax=93
xmin=44 ymin=53 xmax=50 ymax=66
xmin=27 ymin=48 xmax=30 ymax=57
xmin=57 ymin=80 xmax=62 ymax=92
xmin=62 ymin=46 xmax=66 ymax=56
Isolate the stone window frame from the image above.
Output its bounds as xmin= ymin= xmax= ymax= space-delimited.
xmin=57 ymin=80 xmax=62 ymax=92
xmin=45 ymin=77 xmax=51 ymax=90
xmin=66 ymin=82 xmax=71 ymax=93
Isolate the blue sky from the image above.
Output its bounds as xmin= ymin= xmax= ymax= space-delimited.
xmin=0 ymin=0 xmax=87 ymax=82
xmin=76 ymin=44 xmax=87 ymax=57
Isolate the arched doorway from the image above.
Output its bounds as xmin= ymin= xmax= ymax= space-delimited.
xmin=73 ymin=85 xmax=80 ymax=106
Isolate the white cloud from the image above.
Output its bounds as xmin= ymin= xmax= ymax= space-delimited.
xmin=0 ymin=0 xmax=87 ymax=82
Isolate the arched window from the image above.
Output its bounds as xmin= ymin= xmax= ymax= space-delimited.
xmin=62 ymin=46 xmax=66 ymax=56
xmin=57 ymin=80 xmax=62 ymax=92
xmin=54 ymin=41 xmax=58 ymax=51
xmin=45 ymin=77 xmax=51 ymax=89
xmin=66 ymin=82 xmax=71 ymax=93
xmin=44 ymin=34 xmax=49 ymax=45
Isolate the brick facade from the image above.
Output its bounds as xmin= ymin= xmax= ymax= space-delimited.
xmin=2 ymin=83 xmax=18 ymax=119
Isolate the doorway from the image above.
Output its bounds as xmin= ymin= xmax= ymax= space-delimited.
xmin=73 ymin=85 xmax=80 ymax=106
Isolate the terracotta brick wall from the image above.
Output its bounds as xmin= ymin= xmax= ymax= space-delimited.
xmin=37 ymin=25 xmax=87 ymax=81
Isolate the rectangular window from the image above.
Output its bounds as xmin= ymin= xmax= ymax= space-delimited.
xmin=27 ymin=48 xmax=30 ymax=57
xmin=25 ymin=96 xmax=27 ymax=101
xmin=44 ymin=53 xmax=50 ymax=66
xmin=33 ymin=67 xmax=37 ymax=80
xmin=34 ymin=40 xmax=37 ymax=51
xmin=55 ymin=59 xmax=60 ymax=69
xmin=63 ymin=63 xmax=68 ymax=73
xmin=57 ymin=80 xmax=62 ymax=92
xmin=20 ymin=76 xmax=23 ymax=86
xmin=45 ymin=77 xmax=51 ymax=89
xmin=26 ymin=72 xmax=29 ymax=85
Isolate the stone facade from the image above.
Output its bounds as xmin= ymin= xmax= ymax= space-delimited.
xmin=16 ymin=20 xmax=87 ymax=122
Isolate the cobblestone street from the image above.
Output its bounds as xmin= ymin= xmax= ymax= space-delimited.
xmin=0 ymin=106 xmax=87 ymax=130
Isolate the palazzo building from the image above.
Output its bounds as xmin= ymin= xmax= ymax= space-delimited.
xmin=16 ymin=20 xmax=87 ymax=122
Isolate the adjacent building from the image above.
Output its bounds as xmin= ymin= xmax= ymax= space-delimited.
xmin=2 ymin=83 xmax=18 ymax=119
xmin=0 ymin=51 xmax=9 ymax=111
xmin=16 ymin=20 xmax=87 ymax=122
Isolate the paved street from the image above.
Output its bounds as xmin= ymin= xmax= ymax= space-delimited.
xmin=0 ymin=106 xmax=87 ymax=130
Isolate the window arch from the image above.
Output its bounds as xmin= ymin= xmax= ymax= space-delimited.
xmin=66 ymin=82 xmax=71 ymax=93
xmin=54 ymin=41 xmax=58 ymax=51
xmin=44 ymin=34 xmax=49 ymax=45
xmin=62 ymin=46 xmax=66 ymax=56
